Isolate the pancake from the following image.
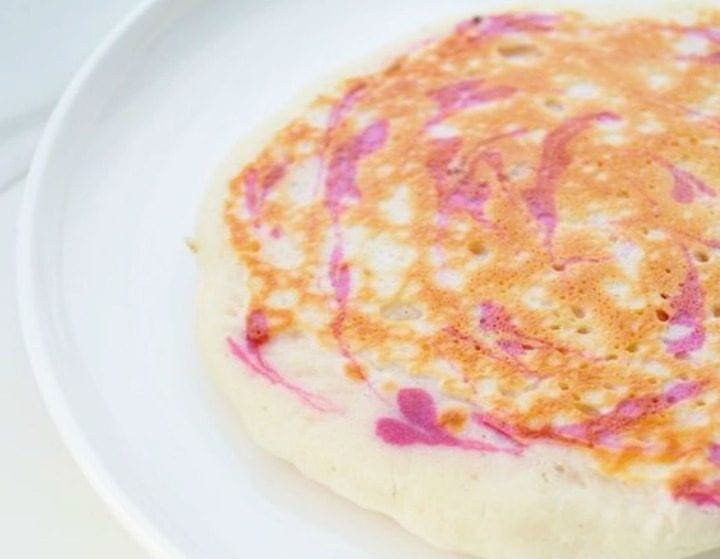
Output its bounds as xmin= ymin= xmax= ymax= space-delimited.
xmin=195 ymin=3 xmax=720 ymax=558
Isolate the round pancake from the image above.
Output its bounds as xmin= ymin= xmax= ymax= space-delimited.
xmin=195 ymin=3 xmax=720 ymax=558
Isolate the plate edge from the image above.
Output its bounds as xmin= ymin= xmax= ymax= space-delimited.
xmin=15 ymin=1 xmax=186 ymax=557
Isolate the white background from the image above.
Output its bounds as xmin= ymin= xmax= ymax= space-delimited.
xmin=1 ymin=1 xmax=148 ymax=556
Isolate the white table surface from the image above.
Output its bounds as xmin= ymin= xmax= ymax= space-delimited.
xmin=1 ymin=180 xmax=149 ymax=558
xmin=2 ymin=1 xmax=149 ymax=557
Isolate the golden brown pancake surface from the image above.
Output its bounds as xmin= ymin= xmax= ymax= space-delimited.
xmin=223 ymin=11 xmax=720 ymax=506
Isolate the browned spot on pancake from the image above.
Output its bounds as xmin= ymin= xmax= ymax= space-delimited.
xmin=439 ymin=408 xmax=468 ymax=433
xmin=345 ymin=363 xmax=366 ymax=382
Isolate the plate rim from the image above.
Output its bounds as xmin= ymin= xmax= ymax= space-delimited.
xmin=15 ymin=0 xmax=180 ymax=557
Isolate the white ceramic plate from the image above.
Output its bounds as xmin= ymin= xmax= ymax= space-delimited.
xmin=19 ymin=1 xmax=720 ymax=557
xmin=16 ymin=0 xmax=494 ymax=557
